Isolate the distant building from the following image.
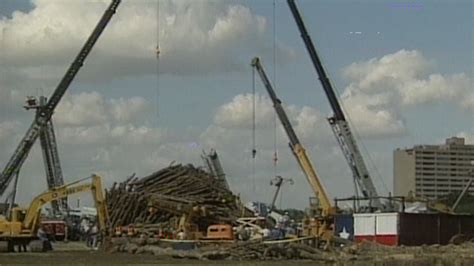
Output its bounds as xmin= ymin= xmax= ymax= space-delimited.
xmin=394 ymin=137 xmax=474 ymax=199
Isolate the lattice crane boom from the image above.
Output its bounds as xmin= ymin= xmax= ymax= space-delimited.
xmin=0 ymin=0 xmax=122 ymax=196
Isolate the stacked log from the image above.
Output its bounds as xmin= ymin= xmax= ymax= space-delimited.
xmin=106 ymin=163 xmax=249 ymax=231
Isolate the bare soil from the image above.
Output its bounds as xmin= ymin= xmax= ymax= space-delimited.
xmin=1 ymin=241 xmax=474 ymax=265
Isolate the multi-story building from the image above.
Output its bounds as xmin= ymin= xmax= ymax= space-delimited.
xmin=394 ymin=137 xmax=474 ymax=199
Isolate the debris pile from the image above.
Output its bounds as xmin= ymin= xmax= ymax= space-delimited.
xmin=106 ymin=164 xmax=249 ymax=232
xmin=109 ymin=237 xmax=474 ymax=264
xmin=109 ymin=237 xmax=342 ymax=262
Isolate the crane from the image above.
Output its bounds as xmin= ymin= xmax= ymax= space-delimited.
xmin=287 ymin=0 xmax=383 ymax=210
xmin=24 ymin=96 xmax=67 ymax=215
xmin=251 ymin=57 xmax=335 ymax=240
xmin=0 ymin=0 xmax=121 ymax=204
xmin=251 ymin=57 xmax=332 ymax=216
xmin=268 ymin=176 xmax=293 ymax=214
xmin=201 ymin=149 xmax=229 ymax=190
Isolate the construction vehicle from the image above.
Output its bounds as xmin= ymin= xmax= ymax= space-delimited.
xmin=287 ymin=0 xmax=383 ymax=210
xmin=24 ymin=96 xmax=67 ymax=214
xmin=0 ymin=0 xmax=121 ymax=214
xmin=268 ymin=176 xmax=293 ymax=214
xmin=0 ymin=174 xmax=108 ymax=252
xmin=203 ymin=224 xmax=234 ymax=240
xmin=145 ymin=194 xmax=207 ymax=239
xmin=251 ymin=57 xmax=334 ymax=241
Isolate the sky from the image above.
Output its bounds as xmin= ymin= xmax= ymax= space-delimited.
xmin=0 ymin=0 xmax=472 ymax=209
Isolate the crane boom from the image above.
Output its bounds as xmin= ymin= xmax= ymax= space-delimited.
xmin=287 ymin=0 xmax=382 ymax=209
xmin=251 ymin=57 xmax=332 ymax=215
xmin=33 ymin=96 xmax=68 ymax=214
xmin=0 ymin=0 xmax=121 ymax=196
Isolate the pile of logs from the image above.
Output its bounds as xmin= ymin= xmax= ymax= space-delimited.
xmin=106 ymin=163 xmax=249 ymax=231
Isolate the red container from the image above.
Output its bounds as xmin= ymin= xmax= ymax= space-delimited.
xmin=41 ymin=220 xmax=67 ymax=241
xmin=354 ymin=213 xmax=399 ymax=246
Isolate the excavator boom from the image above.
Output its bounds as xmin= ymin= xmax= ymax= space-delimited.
xmin=22 ymin=175 xmax=108 ymax=235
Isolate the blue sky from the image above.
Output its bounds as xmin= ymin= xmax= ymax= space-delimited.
xmin=0 ymin=0 xmax=472 ymax=208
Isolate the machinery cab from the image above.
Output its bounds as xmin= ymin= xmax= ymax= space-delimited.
xmin=205 ymin=224 xmax=234 ymax=240
xmin=10 ymin=207 xmax=28 ymax=223
xmin=0 ymin=207 xmax=29 ymax=236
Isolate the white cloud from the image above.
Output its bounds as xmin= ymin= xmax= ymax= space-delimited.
xmin=54 ymin=92 xmax=108 ymax=126
xmin=211 ymin=93 xmax=331 ymax=145
xmin=462 ymin=93 xmax=474 ymax=110
xmin=0 ymin=0 xmax=292 ymax=83
xmin=343 ymin=50 xmax=433 ymax=92
xmin=340 ymin=49 xmax=472 ymax=137
xmin=400 ymin=73 xmax=470 ymax=105
xmin=55 ymin=92 xmax=150 ymax=127
xmin=108 ymin=97 xmax=149 ymax=123
xmin=213 ymin=93 xmax=274 ymax=130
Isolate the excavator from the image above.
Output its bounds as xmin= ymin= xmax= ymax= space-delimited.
xmin=251 ymin=57 xmax=335 ymax=242
xmin=0 ymin=175 xmax=109 ymax=252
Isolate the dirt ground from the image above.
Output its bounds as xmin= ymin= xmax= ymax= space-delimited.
xmin=0 ymin=242 xmax=313 ymax=265
xmin=1 ymin=241 xmax=474 ymax=265
xmin=0 ymin=251 xmax=321 ymax=265
xmin=0 ymin=250 xmax=470 ymax=265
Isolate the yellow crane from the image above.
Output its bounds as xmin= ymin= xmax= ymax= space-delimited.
xmin=251 ymin=57 xmax=335 ymax=241
xmin=0 ymin=174 xmax=108 ymax=252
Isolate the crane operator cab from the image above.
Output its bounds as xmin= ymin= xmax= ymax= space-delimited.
xmin=11 ymin=208 xmax=27 ymax=223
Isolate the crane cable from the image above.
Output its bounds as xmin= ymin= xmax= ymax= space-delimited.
xmin=251 ymin=66 xmax=257 ymax=192
xmin=272 ymin=0 xmax=278 ymax=175
xmin=1 ymin=26 xmax=5 ymax=122
xmin=252 ymin=66 xmax=256 ymax=159
xmin=272 ymin=0 xmax=282 ymax=209
xmin=155 ymin=0 xmax=161 ymax=123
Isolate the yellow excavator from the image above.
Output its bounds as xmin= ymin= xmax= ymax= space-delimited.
xmin=0 ymin=174 xmax=108 ymax=252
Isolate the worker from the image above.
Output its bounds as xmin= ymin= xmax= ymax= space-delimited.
xmin=80 ymin=218 xmax=90 ymax=241
xmin=90 ymin=222 xmax=98 ymax=250
xmin=177 ymin=229 xmax=186 ymax=240
xmin=262 ymin=226 xmax=270 ymax=240
xmin=37 ymin=227 xmax=48 ymax=241
xmin=37 ymin=227 xmax=52 ymax=251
